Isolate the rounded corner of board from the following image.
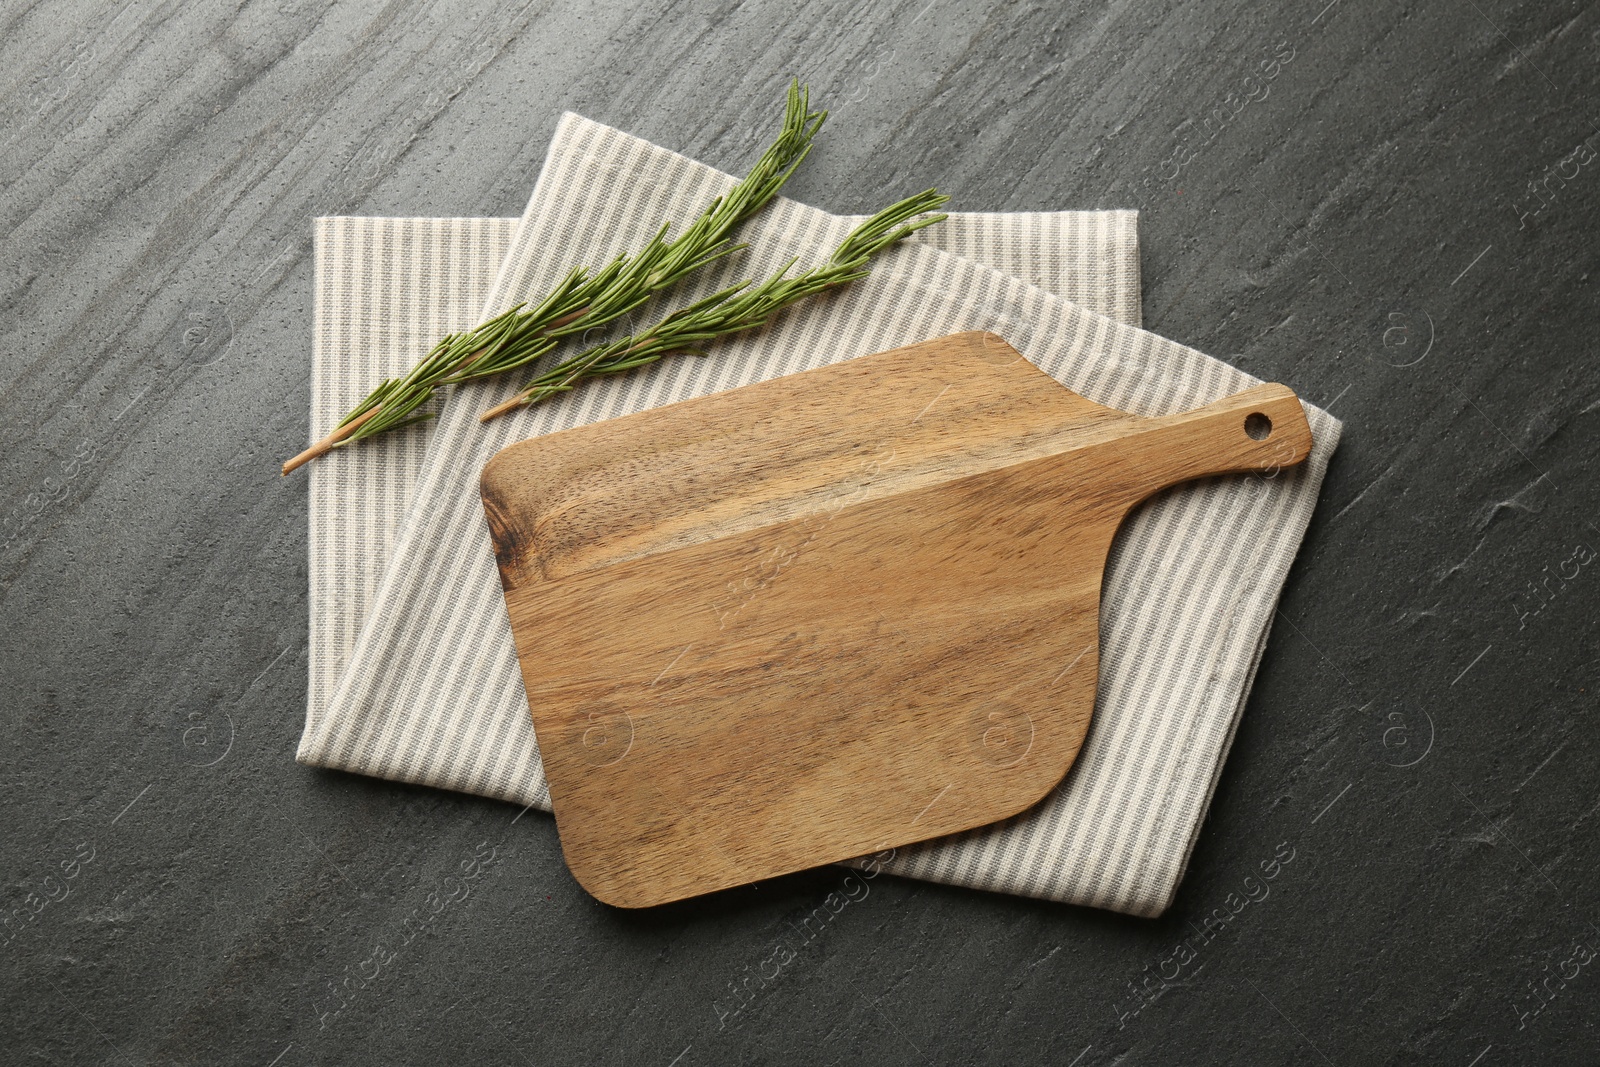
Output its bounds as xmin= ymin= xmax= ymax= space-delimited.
xmin=478 ymin=442 xmax=521 ymax=497
xmin=966 ymin=329 xmax=1022 ymax=359
xmin=559 ymin=852 xmax=658 ymax=910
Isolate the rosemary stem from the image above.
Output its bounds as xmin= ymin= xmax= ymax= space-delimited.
xmin=280 ymin=79 xmax=826 ymax=473
xmin=477 ymin=392 xmax=531 ymax=423
xmin=281 ymin=406 xmax=383 ymax=475
xmin=477 ymin=189 xmax=949 ymax=422
xmin=281 ymin=341 xmax=497 ymax=475
xmin=547 ymin=306 xmax=592 ymax=331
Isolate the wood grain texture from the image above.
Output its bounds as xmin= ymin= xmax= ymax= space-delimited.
xmin=481 ymin=333 xmax=1313 ymax=906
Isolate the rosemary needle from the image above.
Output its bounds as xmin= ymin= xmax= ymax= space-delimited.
xmin=477 ymin=189 xmax=950 ymax=420
xmin=281 ymin=79 xmax=826 ymax=475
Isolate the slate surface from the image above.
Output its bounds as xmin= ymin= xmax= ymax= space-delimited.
xmin=2 ymin=1 xmax=1596 ymax=1064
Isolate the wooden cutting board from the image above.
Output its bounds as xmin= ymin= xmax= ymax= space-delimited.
xmin=481 ymin=332 xmax=1313 ymax=907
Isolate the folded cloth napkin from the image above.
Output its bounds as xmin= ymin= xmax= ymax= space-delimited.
xmin=306 ymin=216 xmax=517 ymax=721
xmin=300 ymin=114 xmax=1342 ymax=917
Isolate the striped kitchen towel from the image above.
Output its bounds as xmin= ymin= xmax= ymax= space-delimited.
xmin=300 ymin=114 xmax=1341 ymax=917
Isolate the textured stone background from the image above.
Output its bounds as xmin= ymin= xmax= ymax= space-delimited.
xmin=2 ymin=1 xmax=1596 ymax=1064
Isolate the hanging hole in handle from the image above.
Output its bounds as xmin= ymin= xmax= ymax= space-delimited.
xmin=1244 ymin=412 xmax=1273 ymax=440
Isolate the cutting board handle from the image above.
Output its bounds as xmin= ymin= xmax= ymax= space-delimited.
xmin=1109 ymin=382 xmax=1315 ymax=502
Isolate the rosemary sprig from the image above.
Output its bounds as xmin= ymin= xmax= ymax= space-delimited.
xmin=281 ymin=80 xmax=826 ymax=475
xmin=477 ymin=190 xmax=950 ymax=420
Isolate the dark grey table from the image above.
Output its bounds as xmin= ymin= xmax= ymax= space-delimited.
xmin=3 ymin=1 xmax=1596 ymax=1063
